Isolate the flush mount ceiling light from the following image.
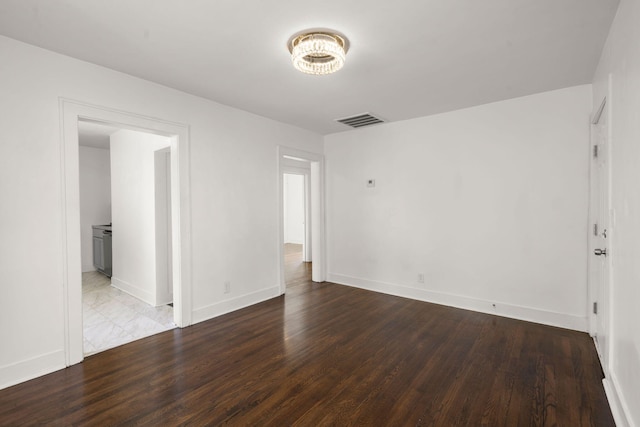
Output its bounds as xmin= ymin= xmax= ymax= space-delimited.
xmin=288 ymin=31 xmax=349 ymax=75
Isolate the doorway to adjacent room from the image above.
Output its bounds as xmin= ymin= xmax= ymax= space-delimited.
xmin=283 ymin=172 xmax=311 ymax=288
xmin=277 ymin=147 xmax=325 ymax=293
xmin=60 ymin=99 xmax=192 ymax=367
xmin=77 ymin=121 xmax=176 ymax=355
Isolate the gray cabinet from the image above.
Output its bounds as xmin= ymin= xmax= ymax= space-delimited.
xmin=93 ymin=236 xmax=104 ymax=270
xmin=92 ymin=225 xmax=112 ymax=277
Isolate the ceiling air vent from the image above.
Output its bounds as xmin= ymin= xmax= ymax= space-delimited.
xmin=336 ymin=113 xmax=384 ymax=129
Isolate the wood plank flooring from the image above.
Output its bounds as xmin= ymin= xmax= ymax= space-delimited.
xmin=284 ymin=243 xmax=311 ymax=288
xmin=0 ymin=249 xmax=614 ymax=425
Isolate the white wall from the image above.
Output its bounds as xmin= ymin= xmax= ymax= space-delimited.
xmin=325 ymin=85 xmax=592 ymax=331
xmin=592 ymin=0 xmax=640 ymax=425
xmin=0 ymin=35 xmax=322 ymax=389
xmin=284 ymin=174 xmax=305 ymax=244
xmin=155 ymin=148 xmax=173 ymax=306
xmin=110 ymin=130 xmax=170 ymax=306
xmin=78 ymin=146 xmax=111 ymax=272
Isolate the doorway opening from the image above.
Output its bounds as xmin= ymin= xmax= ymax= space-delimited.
xmin=61 ymin=99 xmax=192 ymax=367
xmin=283 ymin=172 xmax=311 ymax=288
xmin=77 ymin=122 xmax=176 ymax=355
xmin=277 ymin=147 xmax=325 ymax=294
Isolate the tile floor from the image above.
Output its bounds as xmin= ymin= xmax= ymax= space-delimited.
xmin=82 ymin=271 xmax=175 ymax=355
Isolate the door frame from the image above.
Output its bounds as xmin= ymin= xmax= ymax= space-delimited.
xmin=588 ymin=86 xmax=612 ymax=371
xmin=277 ymin=146 xmax=325 ymax=293
xmin=60 ymin=99 xmax=192 ymax=366
xmin=154 ymin=147 xmax=174 ymax=305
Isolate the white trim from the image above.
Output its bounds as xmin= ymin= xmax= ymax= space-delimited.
xmin=328 ymin=273 xmax=588 ymax=332
xmin=309 ymin=161 xmax=325 ymax=282
xmin=277 ymin=146 xmax=326 ymax=293
xmin=592 ymin=96 xmax=607 ymax=125
xmin=60 ymin=98 xmax=192 ymax=367
xmin=587 ymin=107 xmax=600 ymax=337
xmin=60 ymin=100 xmax=82 ymax=367
xmin=0 ymin=350 xmax=65 ymax=391
xmin=303 ymin=172 xmax=312 ymax=263
xmin=111 ymin=277 xmax=155 ymax=306
xmin=282 ymin=166 xmax=311 ymax=175
xmin=587 ymin=75 xmax=614 ymax=367
xmin=192 ymin=286 xmax=280 ymax=323
xmin=604 ymin=373 xmax=633 ymax=427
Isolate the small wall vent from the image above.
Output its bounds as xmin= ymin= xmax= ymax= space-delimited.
xmin=336 ymin=113 xmax=384 ymax=128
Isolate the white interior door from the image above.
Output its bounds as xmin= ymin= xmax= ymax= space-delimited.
xmin=590 ymin=97 xmax=610 ymax=369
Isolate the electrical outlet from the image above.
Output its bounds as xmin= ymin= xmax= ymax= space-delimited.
xmin=224 ymin=281 xmax=231 ymax=294
xmin=417 ymin=273 xmax=424 ymax=283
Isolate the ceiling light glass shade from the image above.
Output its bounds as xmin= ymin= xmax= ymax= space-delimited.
xmin=290 ymin=32 xmax=347 ymax=75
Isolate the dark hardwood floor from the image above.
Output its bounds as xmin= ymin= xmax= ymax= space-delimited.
xmin=0 ymin=249 xmax=614 ymax=425
xmin=284 ymin=243 xmax=311 ymax=288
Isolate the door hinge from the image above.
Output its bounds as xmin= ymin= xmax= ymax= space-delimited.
xmin=593 ymin=223 xmax=598 ymax=236
xmin=593 ymin=145 xmax=599 ymax=158
xmin=593 ymin=302 xmax=598 ymax=315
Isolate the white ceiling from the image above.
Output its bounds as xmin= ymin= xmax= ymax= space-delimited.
xmin=0 ymin=0 xmax=619 ymax=135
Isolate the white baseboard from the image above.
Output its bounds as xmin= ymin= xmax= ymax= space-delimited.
xmin=0 ymin=350 xmax=65 ymax=391
xmin=604 ymin=371 xmax=634 ymax=427
xmin=193 ymin=286 xmax=280 ymax=324
xmin=156 ymin=295 xmax=173 ymax=307
xmin=327 ymin=273 xmax=588 ymax=332
xmin=82 ymin=264 xmax=96 ymax=273
xmin=111 ymin=277 xmax=154 ymax=306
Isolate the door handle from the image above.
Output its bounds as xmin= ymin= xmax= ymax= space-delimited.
xmin=594 ymin=248 xmax=607 ymax=257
